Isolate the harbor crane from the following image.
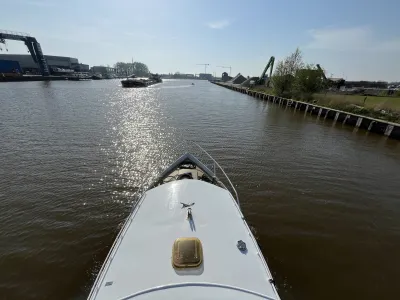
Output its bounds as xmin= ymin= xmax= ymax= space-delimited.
xmin=217 ymin=66 xmax=232 ymax=76
xmin=0 ymin=29 xmax=50 ymax=76
xmin=316 ymin=64 xmax=327 ymax=81
xmin=256 ymin=56 xmax=275 ymax=86
xmin=316 ymin=63 xmax=345 ymax=89
xmin=196 ymin=63 xmax=210 ymax=74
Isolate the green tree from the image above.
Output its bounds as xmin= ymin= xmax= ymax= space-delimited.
xmin=114 ymin=62 xmax=128 ymax=76
xmin=272 ymin=48 xmax=304 ymax=97
xmin=271 ymin=48 xmax=324 ymax=100
xmin=293 ymin=64 xmax=324 ymax=100
xmin=113 ymin=61 xmax=150 ymax=76
xmin=132 ymin=62 xmax=150 ymax=76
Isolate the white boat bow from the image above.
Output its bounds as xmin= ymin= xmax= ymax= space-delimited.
xmin=88 ymin=152 xmax=280 ymax=300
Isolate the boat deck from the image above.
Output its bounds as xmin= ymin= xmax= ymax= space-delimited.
xmin=89 ymin=180 xmax=279 ymax=299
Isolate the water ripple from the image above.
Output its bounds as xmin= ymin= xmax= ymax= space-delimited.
xmin=0 ymin=80 xmax=399 ymax=300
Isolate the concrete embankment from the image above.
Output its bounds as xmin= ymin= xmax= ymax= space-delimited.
xmin=0 ymin=75 xmax=69 ymax=82
xmin=212 ymin=81 xmax=400 ymax=140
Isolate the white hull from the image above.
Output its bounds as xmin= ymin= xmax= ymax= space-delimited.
xmin=88 ymin=153 xmax=280 ymax=300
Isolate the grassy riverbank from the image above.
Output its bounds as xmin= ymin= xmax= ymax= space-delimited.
xmin=249 ymin=86 xmax=400 ymax=123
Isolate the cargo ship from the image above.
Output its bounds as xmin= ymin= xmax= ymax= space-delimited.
xmin=121 ymin=73 xmax=162 ymax=88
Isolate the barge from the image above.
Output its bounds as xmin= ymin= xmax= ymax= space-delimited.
xmin=121 ymin=73 xmax=162 ymax=88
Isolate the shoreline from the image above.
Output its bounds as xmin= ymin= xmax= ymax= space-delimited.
xmin=211 ymin=81 xmax=400 ymax=140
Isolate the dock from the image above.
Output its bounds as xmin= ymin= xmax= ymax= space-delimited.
xmin=0 ymin=75 xmax=71 ymax=82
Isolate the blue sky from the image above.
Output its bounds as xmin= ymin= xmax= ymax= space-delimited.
xmin=2 ymin=0 xmax=399 ymax=81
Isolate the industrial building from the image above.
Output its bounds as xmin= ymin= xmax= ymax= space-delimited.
xmin=90 ymin=66 xmax=116 ymax=75
xmin=0 ymin=54 xmax=89 ymax=74
xmin=75 ymin=63 xmax=89 ymax=72
xmin=199 ymin=73 xmax=213 ymax=80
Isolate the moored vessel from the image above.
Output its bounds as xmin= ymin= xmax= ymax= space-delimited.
xmin=91 ymin=73 xmax=103 ymax=80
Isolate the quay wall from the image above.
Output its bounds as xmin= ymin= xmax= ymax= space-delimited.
xmin=212 ymin=82 xmax=400 ymax=140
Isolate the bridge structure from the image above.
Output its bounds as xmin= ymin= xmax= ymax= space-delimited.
xmin=0 ymin=30 xmax=50 ymax=76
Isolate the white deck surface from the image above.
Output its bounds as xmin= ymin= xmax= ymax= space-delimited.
xmin=89 ymin=180 xmax=280 ymax=300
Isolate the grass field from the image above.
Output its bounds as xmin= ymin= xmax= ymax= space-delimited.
xmin=314 ymin=93 xmax=400 ymax=110
xmin=248 ymin=86 xmax=400 ymax=123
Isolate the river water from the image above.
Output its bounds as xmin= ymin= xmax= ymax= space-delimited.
xmin=0 ymin=79 xmax=399 ymax=300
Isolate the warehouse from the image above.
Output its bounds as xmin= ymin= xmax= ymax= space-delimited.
xmin=0 ymin=54 xmax=88 ymax=74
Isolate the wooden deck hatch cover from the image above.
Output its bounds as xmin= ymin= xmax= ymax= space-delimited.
xmin=172 ymin=237 xmax=203 ymax=269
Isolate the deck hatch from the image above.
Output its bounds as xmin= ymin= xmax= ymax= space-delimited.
xmin=172 ymin=237 xmax=203 ymax=269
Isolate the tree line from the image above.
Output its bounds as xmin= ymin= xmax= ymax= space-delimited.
xmin=113 ymin=61 xmax=150 ymax=77
xmin=271 ymin=48 xmax=325 ymax=100
xmin=270 ymin=50 xmax=391 ymax=100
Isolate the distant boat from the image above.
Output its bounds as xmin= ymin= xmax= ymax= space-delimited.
xmin=192 ymin=83 xmax=195 ymax=85
xmin=121 ymin=74 xmax=149 ymax=88
xmin=67 ymin=73 xmax=91 ymax=81
xmin=91 ymin=73 xmax=103 ymax=80
xmin=150 ymin=73 xmax=162 ymax=83
xmin=121 ymin=73 xmax=162 ymax=88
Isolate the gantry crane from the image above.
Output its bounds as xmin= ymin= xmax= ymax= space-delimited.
xmin=0 ymin=30 xmax=50 ymax=76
